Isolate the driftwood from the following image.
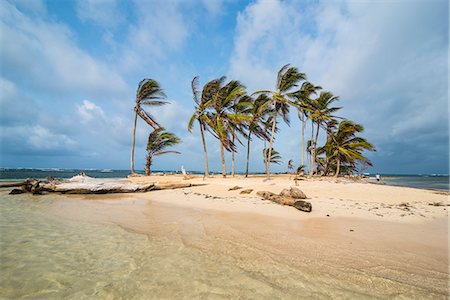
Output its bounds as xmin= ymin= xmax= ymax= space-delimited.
xmin=0 ymin=182 xmax=26 ymax=188
xmin=240 ymin=189 xmax=253 ymax=194
xmin=7 ymin=177 xmax=203 ymax=195
xmin=256 ymin=187 xmax=312 ymax=212
xmin=228 ymin=186 xmax=242 ymax=191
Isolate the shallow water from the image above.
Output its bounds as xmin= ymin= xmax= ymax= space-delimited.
xmin=0 ymin=192 xmax=447 ymax=299
xmin=0 ymin=193 xmax=325 ymax=299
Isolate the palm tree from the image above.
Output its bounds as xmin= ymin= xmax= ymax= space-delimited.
xmin=325 ymin=120 xmax=375 ymax=177
xmin=287 ymin=159 xmax=294 ymax=173
xmin=295 ymin=82 xmax=321 ymax=168
xmin=145 ymin=128 xmax=181 ymax=175
xmin=230 ymin=95 xmax=252 ymax=176
xmin=255 ymin=64 xmax=306 ymax=178
xmin=306 ymin=91 xmax=341 ymax=176
xmin=187 ymin=76 xmax=215 ymax=177
xmin=206 ymin=79 xmax=248 ymax=177
xmin=131 ymin=79 xmax=168 ymax=175
xmin=244 ymin=94 xmax=272 ymax=177
xmin=262 ymin=148 xmax=282 ymax=173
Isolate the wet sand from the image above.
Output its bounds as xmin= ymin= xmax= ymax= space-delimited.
xmin=42 ymin=175 xmax=449 ymax=298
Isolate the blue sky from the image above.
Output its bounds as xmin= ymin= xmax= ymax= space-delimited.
xmin=0 ymin=0 xmax=448 ymax=174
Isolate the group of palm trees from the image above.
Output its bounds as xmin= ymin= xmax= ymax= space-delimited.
xmin=130 ymin=79 xmax=180 ymax=176
xmin=130 ymin=64 xmax=375 ymax=178
xmin=188 ymin=64 xmax=375 ymax=178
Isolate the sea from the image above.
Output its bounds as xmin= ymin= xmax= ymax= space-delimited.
xmin=0 ymin=168 xmax=448 ymax=191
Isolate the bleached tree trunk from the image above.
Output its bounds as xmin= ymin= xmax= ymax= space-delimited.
xmin=301 ymin=113 xmax=305 ymax=167
xmin=220 ymin=142 xmax=226 ymax=178
xmin=310 ymin=122 xmax=320 ymax=176
xmin=267 ymin=110 xmax=278 ymax=179
xmin=334 ymin=157 xmax=341 ymax=178
xmin=199 ymin=121 xmax=209 ymax=177
xmin=130 ymin=112 xmax=138 ymax=174
xmin=231 ymin=132 xmax=235 ymax=177
xmin=245 ymin=132 xmax=251 ymax=178
xmin=145 ymin=154 xmax=152 ymax=176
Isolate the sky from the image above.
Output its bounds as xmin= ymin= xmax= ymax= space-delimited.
xmin=0 ymin=0 xmax=448 ymax=175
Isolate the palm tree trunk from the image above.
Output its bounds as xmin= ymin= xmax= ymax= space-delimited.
xmin=301 ymin=113 xmax=305 ymax=167
xmin=199 ymin=121 xmax=209 ymax=176
xmin=309 ymin=120 xmax=314 ymax=176
xmin=145 ymin=154 xmax=152 ymax=176
xmin=220 ymin=141 xmax=226 ymax=178
xmin=311 ymin=122 xmax=320 ymax=176
xmin=334 ymin=157 xmax=340 ymax=178
xmin=267 ymin=110 xmax=278 ymax=179
xmin=245 ymin=132 xmax=251 ymax=177
xmin=231 ymin=132 xmax=235 ymax=177
xmin=130 ymin=111 xmax=138 ymax=174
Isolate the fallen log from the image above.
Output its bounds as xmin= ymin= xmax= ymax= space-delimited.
xmin=0 ymin=181 xmax=26 ymax=188
xmin=153 ymin=182 xmax=194 ymax=190
xmin=7 ymin=177 xmax=206 ymax=195
xmin=256 ymin=187 xmax=312 ymax=212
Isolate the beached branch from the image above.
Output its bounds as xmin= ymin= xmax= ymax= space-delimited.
xmin=7 ymin=177 xmax=203 ymax=195
xmin=256 ymin=187 xmax=312 ymax=212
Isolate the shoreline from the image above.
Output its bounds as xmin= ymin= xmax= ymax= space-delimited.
xmin=1 ymin=172 xmax=449 ymax=191
xmin=2 ymin=175 xmax=449 ymax=297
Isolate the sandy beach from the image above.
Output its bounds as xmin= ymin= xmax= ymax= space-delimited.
xmin=35 ymin=174 xmax=449 ymax=298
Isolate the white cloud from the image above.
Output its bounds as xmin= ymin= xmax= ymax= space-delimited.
xmin=77 ymin=100 xmax=106 ymax=123
xmin=0 ymin=1 xmax=127 ymax=98
xmin=201 ymin=0 xmax=223 ymax=16
xmin=10 ymin=0 xmax=47 ymax=15
xmin=76 ymin=0 xmax=123 ymax=28
xmin=27 ymin=125 xmax=76 ymax=150
xmin=120 ymin=0 xmax=190 ymax=71
xmin=0 ymin=77 xmax=17 ymax=104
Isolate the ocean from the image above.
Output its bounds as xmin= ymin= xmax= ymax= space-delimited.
xmin=1 ymin=168 xmax=448 ymax=191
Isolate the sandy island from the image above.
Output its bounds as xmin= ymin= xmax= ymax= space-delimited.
xmin=42 ymin=174 xmax=448 ymax=298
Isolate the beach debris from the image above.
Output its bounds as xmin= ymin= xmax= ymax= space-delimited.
xmin=6 ymin=177 xmax=204 ymax=195
xmin=240 ymin=189 xmax=253 ymax=194
xmin=279 ymin=187 xmax=307 ymax=199
xmin=9 ymin=189 xmax=24 ymax=195
xmin=228 ymin=186 xmax=242 ymax=191
xmin=428 ymin=202 xmax=446 ymax=207
xmin=256 ymin=190 xmax=311 ymax=212
xmin=293 ymin=200 xmax=312 ymax=212
xmin=398 ymin=202 xmax=412 ymax=211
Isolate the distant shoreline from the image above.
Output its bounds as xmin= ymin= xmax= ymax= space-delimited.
xmin=1 ymin=168 xmax=448 ymax=191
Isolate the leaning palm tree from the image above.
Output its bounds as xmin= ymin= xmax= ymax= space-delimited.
xmin=255 ymin=64 xmax=306 ymax=178
xmin=187 ymin=76 xmax=217 ymax=177
xmin=306 ymin=91 xmax=341 ymax=176
xmin=206 ymin=78 xmax=248 ymax=177
xmin=326 ymin=120 xmax=375 ymax=177
xmin=145 ymin=128 xmax=181 ymax=175
xmin=131 ymin=79 xmax=168 ymax=174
